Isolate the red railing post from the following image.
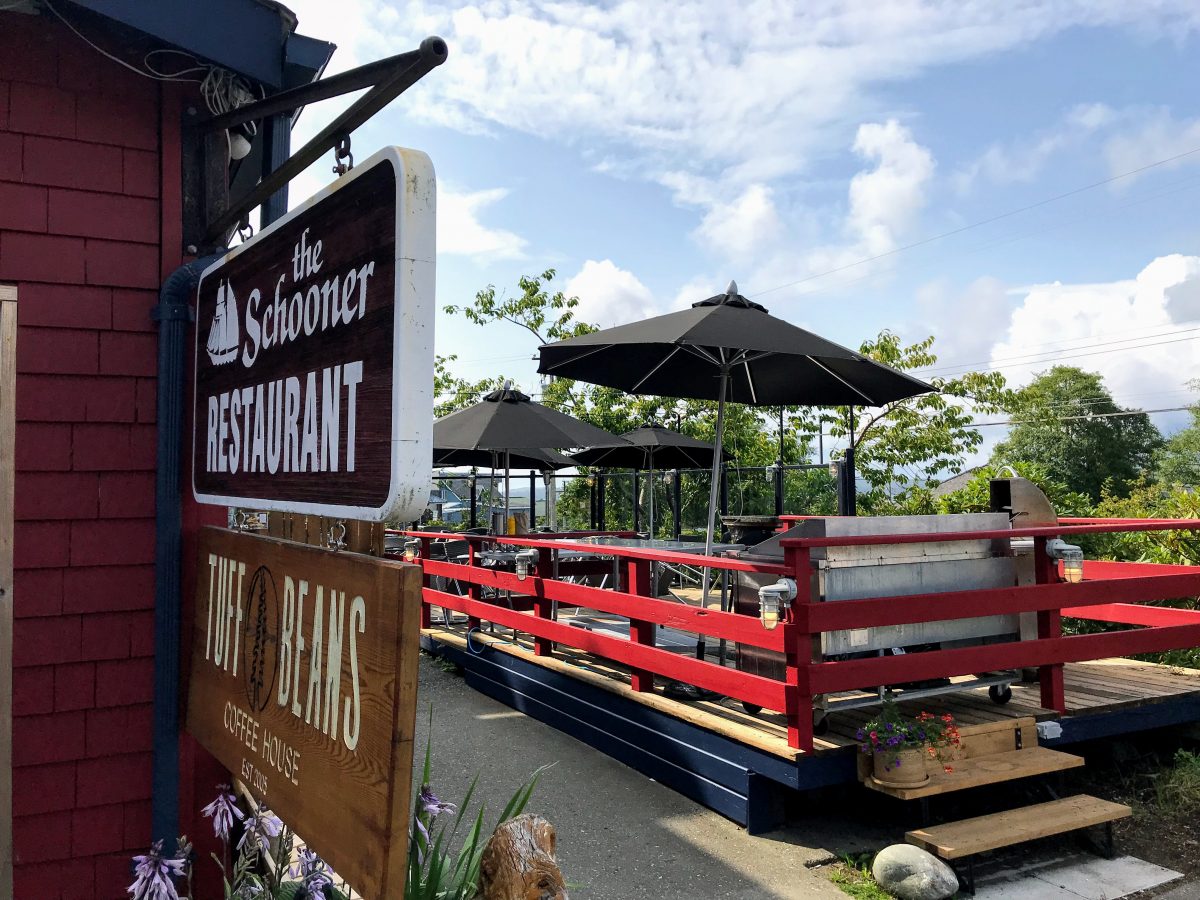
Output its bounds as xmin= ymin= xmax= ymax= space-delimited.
xmin=532 ymin=547 xmax=553 ymax=657
xmin=624 ymin=558 xmax=655 ymax=692
xmin=466 ymin=542 xmax=482 ymax=633
xmin=418 ymin=536 xmax=433 ymax=629
xmin=1034 ymin=536 xmax=1066 ymax=713
xmin=784 ymin=544 xmax=815 ymax=752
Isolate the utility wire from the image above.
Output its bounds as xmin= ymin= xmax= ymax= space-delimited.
xmin=973 ymin=405 xmax=1193 ymax=427
xmin=922 ymin=329 xmax=1200 ymax=376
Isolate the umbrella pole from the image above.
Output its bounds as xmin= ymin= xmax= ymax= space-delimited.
xmin=504 ymin=449 xmax=511 ymax=533
xmin=696 ymin=368 xmax=729 ymax=661
xmin=647 ymin=448 xmax=655 ymax=539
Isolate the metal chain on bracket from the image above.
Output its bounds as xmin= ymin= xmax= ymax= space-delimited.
xmin=332 ymin=134 xmax=354 ymax=175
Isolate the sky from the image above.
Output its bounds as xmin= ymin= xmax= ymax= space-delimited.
xmin=276 ymin=0 xmax=1200 ymax=466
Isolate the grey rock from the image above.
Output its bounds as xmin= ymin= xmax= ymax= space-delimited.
xmin=872 ymin=844 xmax=959 ymax=900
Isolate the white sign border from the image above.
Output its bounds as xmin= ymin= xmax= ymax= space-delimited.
xmin=191 ymin=146 xmax=435 ymax=523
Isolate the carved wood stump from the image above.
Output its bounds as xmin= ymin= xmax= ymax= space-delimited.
xmin=475 ymin=814 xmax=568 ymax=900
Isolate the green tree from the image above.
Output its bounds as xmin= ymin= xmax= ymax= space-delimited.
xmin=992 ymin=366 xmax=1163 ymax=501
xmin=1154 ymin=380 xmax=1200 ymax=487
xmin=796 ymin=331 xmax=1013 ymax=512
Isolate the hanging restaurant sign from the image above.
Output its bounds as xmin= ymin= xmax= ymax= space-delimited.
xmin=185 ymin=527 xmax=421 ymax=898
xmin=192 ymin=147 xmax=435 ymax=522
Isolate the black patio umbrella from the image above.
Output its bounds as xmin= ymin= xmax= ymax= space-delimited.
xmin=569 ymin=425 xmax=730 ymax=537
xmin=432 ymin=384 xmax=627 ymax=529
xmin=433 ymin=446 xmax=576 ymax=471
xmin=539 ymin=281 xmax=933 ymax=661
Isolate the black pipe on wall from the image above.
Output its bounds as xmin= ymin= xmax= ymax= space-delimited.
xmin=150 ymin=253 xmax=222 ymax=845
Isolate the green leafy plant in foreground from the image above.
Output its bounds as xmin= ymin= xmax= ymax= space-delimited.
xmin=406 ymin=708 xmax=548 ymax=900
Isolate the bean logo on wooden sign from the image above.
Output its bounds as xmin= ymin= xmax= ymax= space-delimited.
xmin=186 ymin=527 xmax=420 ymax=899
xmin=192 ymin=147 xmax=435 ymax=522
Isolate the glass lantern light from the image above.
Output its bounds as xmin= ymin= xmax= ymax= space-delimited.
xmin=515 ymin=549 xmax=539 ymax=581
xmin=756 ymin=578 xmax=798 ymax=630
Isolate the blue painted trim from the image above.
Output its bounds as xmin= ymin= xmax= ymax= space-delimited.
xmin=1046 ymin=696 xmax=1200 ymax=746
xmin=71 ymin=0 xmax=295 ymax=87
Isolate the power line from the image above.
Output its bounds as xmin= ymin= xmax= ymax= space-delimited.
xmin=920 ymin=327 xmax=1200 ymax=376
xmin=974 ymin=405 xmax=1192 ymax=428
xmin=748 ymin=144 xmax=1200 ymax=300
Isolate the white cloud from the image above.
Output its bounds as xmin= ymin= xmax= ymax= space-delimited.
xmin=797 ymin=120 xmax=935 ymax=279
xmin=564 ymin=259 xmax=656 ymax=327
xmin=692 ymin=184 xmax=783 ymax=260
xmin=286 ymin=0 xmax=1200 ymax=197
xmin=990 ymin=254 xmax=1200 ymax=430
xmin=915 ymin=275 xmax=1013 ymax=364
xmin=437 ymin=187 xmax=527 ymax=261
xmin=954 ymin=102 xmax=1200 ymax=194
xmin=1103 ymin=108 xmax=1200 ymax=185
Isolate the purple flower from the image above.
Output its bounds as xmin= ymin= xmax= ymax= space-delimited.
xmin=127 ymin=840 xmax=186 ymax=900
xmin=855 ymin=729 xmax=865 ymax=741
xmin=201 ymin=784 xmax=244 ymax=842
xmin=292 ymin=848 xmax=333 ymax=895
xmin=238 ymin=808 xmax=282 ymax=855
xmin=419 ymin=784 xmax=457 ymax=820
xmin=885 ymin=723 xmax=894 ymax=731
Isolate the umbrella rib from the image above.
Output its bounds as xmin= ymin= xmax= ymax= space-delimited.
xmin=743 ymin=358 xmax=758 ymax=405
xmin=683 ymin=344 xmax=722 ymax=367
xmin=540 ymin=343 xmax=616 ymax=373
xmin=807 ymin=356 xmax=877 ymax=404
xmin=632 ymin=344 xmax=684 ymax=393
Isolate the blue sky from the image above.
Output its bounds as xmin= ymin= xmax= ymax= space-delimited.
xmin=280 ymin=1 xmax=1200 ymax=461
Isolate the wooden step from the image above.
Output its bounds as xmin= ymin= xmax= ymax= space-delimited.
xmin=862 ymin=746 xmax=1084 ymax=800
xmin=906 ymin=795 xmax=1131 ymax=860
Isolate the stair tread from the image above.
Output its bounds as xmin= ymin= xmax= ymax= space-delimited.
xmin=862 ymin=746 xmax=1084 ymax=800
xmin=906 ymin=795 xmax=1132 ymax=859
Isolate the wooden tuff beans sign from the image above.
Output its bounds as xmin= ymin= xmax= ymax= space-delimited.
xmin=192 ymin=147 xmax=435 ymax=522
xmin=186 ymin=527 xmax=421 ymax=898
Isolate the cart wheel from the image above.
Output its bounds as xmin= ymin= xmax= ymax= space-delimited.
xmin=989 ymin=684 xmax=1013 ymax=705
xmin=741 ymin=702 xmax=763 ymax=716
xmin=813 ymin=716 xmax=830 ymax=736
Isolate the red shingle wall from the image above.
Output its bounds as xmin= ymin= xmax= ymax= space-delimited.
xmin=1 ymin=10 xmax=184 ymax=898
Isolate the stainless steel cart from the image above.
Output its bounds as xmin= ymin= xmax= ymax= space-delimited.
xmin=733 ymin=514 xmax=1022 ymax=728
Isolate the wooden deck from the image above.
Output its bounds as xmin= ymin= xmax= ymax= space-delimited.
xmin=425 ymin=613 xmax=1200 ymax=763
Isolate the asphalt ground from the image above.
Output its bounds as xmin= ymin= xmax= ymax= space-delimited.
xmin=410 ymin=653 xmax=848 ymax=900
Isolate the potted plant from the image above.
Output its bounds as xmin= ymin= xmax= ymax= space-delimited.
xmin=857 ymin=703 xmax=962 ymax=788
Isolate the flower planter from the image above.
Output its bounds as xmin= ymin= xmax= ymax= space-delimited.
xmin=871 ymin=747 xmax=930 ymax=788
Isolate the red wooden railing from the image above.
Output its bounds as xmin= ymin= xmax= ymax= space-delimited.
xmin=406 ymin=520 xmax=1200 ymax=752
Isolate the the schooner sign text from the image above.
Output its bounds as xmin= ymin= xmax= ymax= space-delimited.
xmin=192 ymin=147 xmax=435 ymax=522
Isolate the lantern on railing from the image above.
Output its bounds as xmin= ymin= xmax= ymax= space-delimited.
xmin=515 ymin=549 xmax=539 ymax=582
xmin=403 ymin=539 xmax=420 ymax=563
xmin=756 ymin=578 xmax=797 ymax=630
xmin=1046 ymin=538 xmax=1085 ymax=584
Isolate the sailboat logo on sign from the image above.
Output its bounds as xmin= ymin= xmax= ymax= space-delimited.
xmin=206 ymin=280 xmax=241 ymax=366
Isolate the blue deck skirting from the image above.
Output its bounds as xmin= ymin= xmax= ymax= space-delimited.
xmin=423 ymin=634 xmax=1200 ymax=833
